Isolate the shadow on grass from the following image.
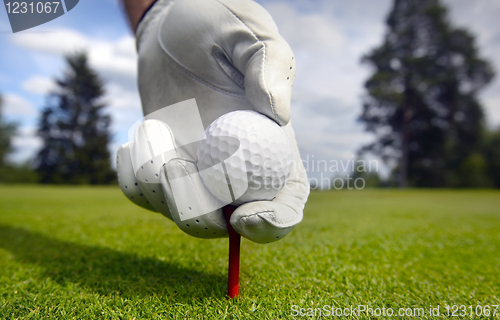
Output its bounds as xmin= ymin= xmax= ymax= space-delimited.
xmin=0 ymin=225 xmax=226 ymax=301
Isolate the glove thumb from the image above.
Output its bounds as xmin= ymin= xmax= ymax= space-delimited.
xmin=221 ymin=0 xmax=296 ymax=126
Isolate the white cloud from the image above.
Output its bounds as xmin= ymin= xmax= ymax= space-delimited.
xmin=10 ymin=126 xmax=42 ymax=164
xmin=264 ymin=0 xmax=391 ymax=103
xmin=22 ymin=75 xmax=57 ymax=95
xmin=105 ymin=83 xmax=143 ymax=141
xmin=291 ymin=94 xmax=373 ymax=161
xmin=484 ymin=94 xmax=500 ymax=126
xmin=265 ymin=2 xmax=345 ymax=58
xmin=11 ymin=28 xmax=138 ymax=91
xmin=11 ymin=28 xmax=89 ymax=55
xmin=262 ymin=0 xmax=389 ymax=177
xmin=106 ymin=83 xmax=141 ymax=112
xmin=104 ymin=82 xmax=143 ymax=162
xmin=3 ymin=93 xmax=36 ymax=116
xmin=10 ymin=27 xmax=141 ymax=163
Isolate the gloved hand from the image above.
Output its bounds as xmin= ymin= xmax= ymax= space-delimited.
xmin=116 ymin=0 xmax=309 ymax=243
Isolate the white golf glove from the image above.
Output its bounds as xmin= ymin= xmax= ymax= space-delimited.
xmin=116 ymin=0 xmax=309 ymax=243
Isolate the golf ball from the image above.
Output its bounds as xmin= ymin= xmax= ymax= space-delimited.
xmin=196 ymin=110 xmax=293 ymax=205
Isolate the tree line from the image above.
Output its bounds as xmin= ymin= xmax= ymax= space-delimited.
xmin=0 ymin=53 xmax=115 ymax=184
xmin=0 ymin=0 xmax=499 ymax=187
xmin=358 ymin=0 xmax=499 ymax=188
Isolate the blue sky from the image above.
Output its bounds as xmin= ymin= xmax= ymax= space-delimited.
xmin=1 ymin=0 xmax=500 ymax=186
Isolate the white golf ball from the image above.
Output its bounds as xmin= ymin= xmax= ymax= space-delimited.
xmin=196 ymin=110 xmax=293 ymax=205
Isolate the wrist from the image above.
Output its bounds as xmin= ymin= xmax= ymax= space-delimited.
xmin=136 ymin=0 xmax=174 ymax=51
xmin=121 ymin=0 xmax=158 ymax=33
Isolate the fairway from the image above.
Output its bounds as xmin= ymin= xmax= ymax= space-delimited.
xmin=0 ymin=185 xmax=499 ymax=319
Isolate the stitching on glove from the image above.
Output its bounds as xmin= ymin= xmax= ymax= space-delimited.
xmin=137 ymin=0 xmax=174 ymax=52
xmin=260 ymin=211 xmax=299 ymax=223
xmin=177 ymin=159 xmax=196 ymax=188
xmin=143 ymin=121 xmax=178 ymax=171
xmin=215 ymin=0 xmax=277 ymax=121
xmin=161 ymin=50 xmax=247 ymax=100
xmin=242 ymin=210 xmax=274 ymax=217
xmin=240 ymin=210 xmax=298 ymax=227
xmin=160 ymin=120 xmax=179 ymax=157
xmin=212 ymin=47 xmax=245 ymax=89
xmin=262 ymin=47 xmax=277 ymax=122
xmin=240 ymin=214 xmax=266 ymax=227
xmin=160 ymin=164 xmax=177 ymax=213
xmin=156 ymin=10 xmax=246 ymax=101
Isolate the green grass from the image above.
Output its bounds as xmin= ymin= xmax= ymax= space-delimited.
xmin=0 ymin=186 xmax=499 ymax=319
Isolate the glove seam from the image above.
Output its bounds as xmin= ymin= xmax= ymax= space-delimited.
xmin=156 ymin=6 xmax=247 ymax=101
xmin=159 ymin=120 xmax=179 ymax=164
xmin=161 ymin=50 xmax=247 ymax=100
xmin=161 ymin=165 xmax=177 ymax=216
xmin=215 ymin=0 xmax=277 ymax=121
xmin=262 ymin=46 xmax=276 ymax=122
xmin=136 ymin=0 xmax=159 ymax=34
xmin=240 ymin=209 xmax=299 ymax=224
xmin=136 ymin=0 xmax=173 ymax=52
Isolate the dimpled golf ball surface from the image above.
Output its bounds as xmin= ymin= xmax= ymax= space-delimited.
xmin=197 ymin=110 xmax=293 ymax=205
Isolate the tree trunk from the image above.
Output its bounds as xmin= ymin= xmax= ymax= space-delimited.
xmin=400 ymin=109 xmax=409 ymax=188
xmin=400 ymin=85 xmax=411 ymax=188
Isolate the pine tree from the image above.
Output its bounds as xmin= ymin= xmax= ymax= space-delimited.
xmin=359 ymin=0 xmax=494 ymax=187
xmin=35 ymin=52 xmax=115 ymax=184
xmin=0 ymin=93 xmax=17 ymax=167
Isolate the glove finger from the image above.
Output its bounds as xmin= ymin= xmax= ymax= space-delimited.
xmin=161 ymin=158 xmax=228 ymax=238
xmin=230 ymin=201 xmax=299 ymax=244
xmin=116 ymin=142 xmax=156 ymax=212
xmin=231 ymin=122 xmax=309 ymax=244
xmin=131 ymin=119 xmax=178 ymax=220
xmin=278 ymin=123 xmax=310 ymax=204
xmin=149 ymin=0 xmax=293 ymax=125
xmin=220 ymin=0 xmax=295 ymax=126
